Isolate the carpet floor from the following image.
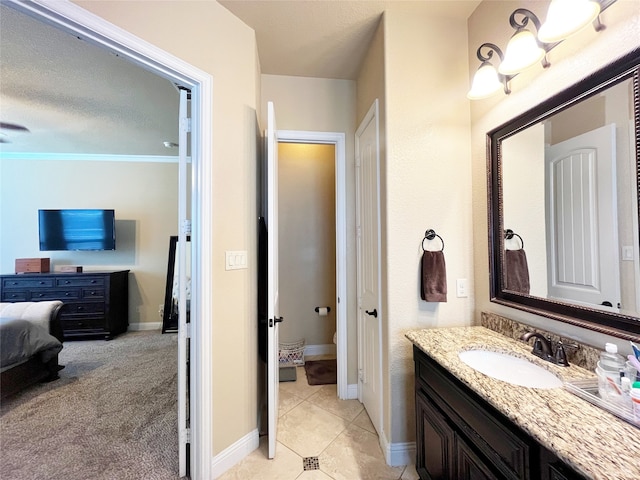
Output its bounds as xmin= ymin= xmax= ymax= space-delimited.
xmin=0 ymin=330 xmax=180 ymax=480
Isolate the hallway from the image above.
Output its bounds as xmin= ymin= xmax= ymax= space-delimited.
xmin=219 ymin=359 xmax=418 ymax=479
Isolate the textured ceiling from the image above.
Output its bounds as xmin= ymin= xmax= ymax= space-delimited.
xmin=0 ymin=1 xmax=480 ymax=155
xmin=0 ymin=4 xmax=180 ymax=155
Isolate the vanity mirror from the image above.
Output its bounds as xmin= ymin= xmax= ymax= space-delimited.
xmin=488 ymin=47 xmax=640 ymax=340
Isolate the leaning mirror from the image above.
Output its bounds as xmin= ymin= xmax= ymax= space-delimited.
xmin=488 ymin=47 xmax=640 ymax=340
xmin=162 ymin=235 xmax=191 ymax=333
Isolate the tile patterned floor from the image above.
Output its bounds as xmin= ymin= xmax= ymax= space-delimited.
xmin=218 ymin=362 xmax=419 ymax=480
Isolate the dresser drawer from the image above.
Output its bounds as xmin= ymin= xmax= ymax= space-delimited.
xmin=30 ymin=289 xmax=80 ymax=301
xmin=1 ymin=291 xmax=28 ymax=301
xmin=3 ymin=278 xmax=54 ymax=289
xmin=82 ymin=288 xmax=105 ymax=300
xmin=61 ymin=302 xmax=105 ymax=316
xmin=56 ymin=276 xmax=105 ymax=288
xmin=61 ymin=317 xmax=105 ymax=331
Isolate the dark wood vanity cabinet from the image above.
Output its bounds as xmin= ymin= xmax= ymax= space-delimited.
xmin=413 ymin=346 xmax=586 ymax=480
xmin=1 ymin=270 xmax=129 ymax=340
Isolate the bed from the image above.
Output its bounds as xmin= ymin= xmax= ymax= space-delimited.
xmin=0 ymin=301 xmax=65 ymax=399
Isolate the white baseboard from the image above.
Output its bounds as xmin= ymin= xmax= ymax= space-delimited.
xmin=379 ymin=431 xmax=415 ymax=467
xmin=128 ymin=322 xmax=161 ymax=331
xmin=347 ymin=383 xmax=358 ymax=400
xmin=304 ymin=344 xmax=336 ymax=356
xmin=211 ymin=428 xmax=260 ymax=478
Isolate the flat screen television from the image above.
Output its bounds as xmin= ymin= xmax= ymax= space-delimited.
xmin=38 ymin=209 xmax=116 ymax=251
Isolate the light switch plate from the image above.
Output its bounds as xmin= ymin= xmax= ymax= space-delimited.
xmin=456 ymin=278 xmax=468 ymax=298
xmin=225 ymin=250 xmax=248 ymax=270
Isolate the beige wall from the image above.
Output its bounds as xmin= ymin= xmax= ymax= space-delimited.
xmin=261 ymin=74 xmax=358 ymax=383
xmin=278 ymin=143 xmax=336 ymax=347
xmin=355 ymin=15 xmax=390 ymax=443
xmin=502 ymin=123 xmax=547 ymax=297
xmin=382 ymin=6 xmax=474 ymax=446
xmin=75 ymin=0 xmax=261 ymax=456
xmin=0 ymin=159 xmax=177 ymax=327
xmin=469 ymin=0 xmax=640 ymax=350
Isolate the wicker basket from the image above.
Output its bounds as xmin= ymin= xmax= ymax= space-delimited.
xmin=279 ymin=339 xmax=305 ymax=366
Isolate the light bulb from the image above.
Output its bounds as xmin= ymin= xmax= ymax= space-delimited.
xmin=467 ymin=62 xmax=504 ymax=100
xmin=499 ymin=29 xmax=546 ymax=75
xmin=538 ymin=0 xmax=601 ymax=43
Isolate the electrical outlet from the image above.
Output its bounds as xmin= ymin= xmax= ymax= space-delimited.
xmin=456 ymin=278 xmax=468 ymax=298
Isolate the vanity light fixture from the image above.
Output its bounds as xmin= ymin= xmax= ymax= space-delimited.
xmin=498 ymin=9 xmax=549 ymax=76
xmin=467 ymin=43 xmax=511 ymax=100
xmin=468 ymin=0 xmax=617 ymax=100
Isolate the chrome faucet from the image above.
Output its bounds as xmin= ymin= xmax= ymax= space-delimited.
xmin=520 ymin=331 xmax=572 ymax=367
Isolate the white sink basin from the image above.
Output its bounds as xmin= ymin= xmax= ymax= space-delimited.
xmin=458 ymin=350 xmax=563 ymax=389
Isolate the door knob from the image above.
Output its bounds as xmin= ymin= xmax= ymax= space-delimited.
xmin=270 ymin=316 xmax=284 ymax=327
xmin=365 ymin=309 xmax=378 ymax=318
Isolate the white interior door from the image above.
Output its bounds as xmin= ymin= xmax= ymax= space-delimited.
xmin=545 ymin=124 xmax=621 ymax=310
xmin=356 ymin=100 xmax=382 ymax=436
xmin=177 ymin=89 xmax=191 ymax=477
xmin=266 ymin=101 xmax=281 ymax=459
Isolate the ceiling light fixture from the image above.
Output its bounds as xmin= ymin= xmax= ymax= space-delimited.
xmin=468 ymin=0 xmax=617 ymax=100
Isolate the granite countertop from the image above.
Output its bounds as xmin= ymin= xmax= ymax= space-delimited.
xmin=406 ymin=326 xmax=640 ymax=480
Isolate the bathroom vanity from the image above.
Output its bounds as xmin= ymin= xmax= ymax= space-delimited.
xmin=407 ymin=326 xmax=640 ymax=480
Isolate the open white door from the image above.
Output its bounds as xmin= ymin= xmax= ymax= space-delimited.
xmin=177 ymin=88 xmax=191 ymax=477
xmin=355 ymin=100 xmax=382 ymax=436
xmin=266 ymin=101 xmax=282 ymax=459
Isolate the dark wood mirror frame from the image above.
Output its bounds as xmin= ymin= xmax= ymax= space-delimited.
xmin=488 ymin=47 xmax=640 ymax=341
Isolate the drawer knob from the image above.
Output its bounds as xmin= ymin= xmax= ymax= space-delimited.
xmin=65 ymin=281 xmax=71 ymax=284
xmin=39 ymin=281 xmax=45 ymax=285
xmin=77 ymin=306 xmax=84 ymax=311
xmin=91 ymin=280 xmax=97 ymax=284
xmin=65 ymin=292 xmax=71 ymax=297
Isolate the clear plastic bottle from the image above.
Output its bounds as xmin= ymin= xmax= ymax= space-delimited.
xmin=600 ymin=342 xmax=625 ymax=371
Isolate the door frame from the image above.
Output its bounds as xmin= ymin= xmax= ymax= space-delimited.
xmin=7 ymin=2 xmax=214 ymax=479
xmin=277 ymin=130 xmax=348 ymax=399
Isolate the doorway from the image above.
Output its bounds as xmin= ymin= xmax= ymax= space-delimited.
xmin=278 ymin=142 xmax=337 ymax=363
xmin=276 ymin=130 xmax=348 ymax=399
xmin=8 ymin=2 xmax=214 ymax=478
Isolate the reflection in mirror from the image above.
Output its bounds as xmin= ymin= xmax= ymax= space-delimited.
xmin=489 ymin=48 xmax=640 ymax=339
xmin=162 ymin=235 xmax=191 ymax=333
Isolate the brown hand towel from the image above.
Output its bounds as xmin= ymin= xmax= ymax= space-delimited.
xmin=421 ymin=250 xmax=447 ymax=302
xmin=505 ymin=249 xmax=530 ymax=294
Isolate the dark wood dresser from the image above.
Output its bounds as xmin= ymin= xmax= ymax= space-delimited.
xmin=0 ymin=270 xmax=129 ymax=340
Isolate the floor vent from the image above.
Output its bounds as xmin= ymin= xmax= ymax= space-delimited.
xmin=303 ymin=456 xmax=320 ymax=471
